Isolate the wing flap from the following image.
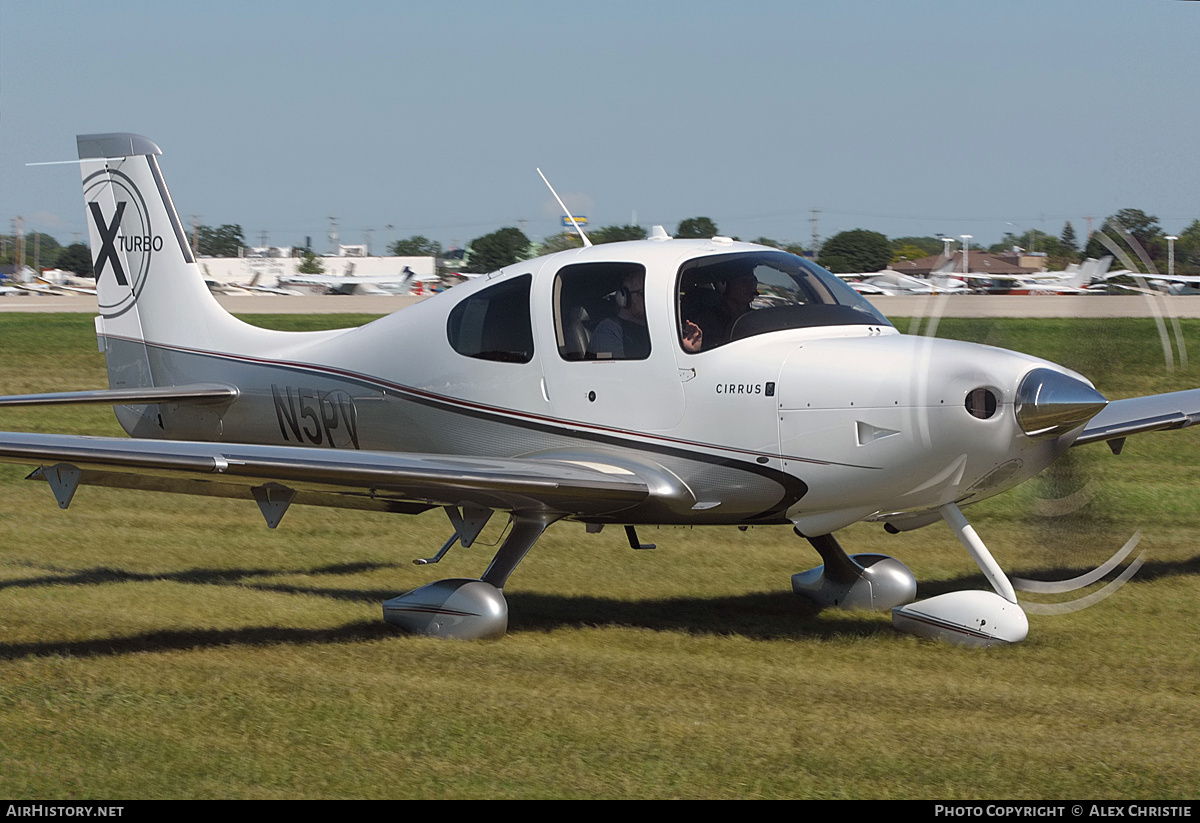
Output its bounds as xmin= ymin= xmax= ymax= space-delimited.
xmin=0 ymin=432 xmax=649 ymax=516
xmin=1072 ymin=389 xmax=1200 ymax=447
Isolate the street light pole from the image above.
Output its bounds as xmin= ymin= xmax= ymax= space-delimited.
xmin=1166 ymin=235 xmax=1178 ymax=278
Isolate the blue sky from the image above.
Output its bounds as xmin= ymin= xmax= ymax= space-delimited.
xmin=2 ymin=0 xmax=1197 ymax=252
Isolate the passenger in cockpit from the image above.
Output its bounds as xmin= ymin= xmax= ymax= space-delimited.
xmin=589 ymin=272 xmax=651 ymax=360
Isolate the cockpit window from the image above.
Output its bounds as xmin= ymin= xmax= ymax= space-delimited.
xmin=446 ymin=274 xmax=534 ymax=363
xmin=677 ymin=251 xmax=891 ymax=352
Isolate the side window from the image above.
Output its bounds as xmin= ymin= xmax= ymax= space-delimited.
xmin=446 ymin=274 xmax=534 ymax=363
xmin=554 ymin=262 xmax=649 ymax=361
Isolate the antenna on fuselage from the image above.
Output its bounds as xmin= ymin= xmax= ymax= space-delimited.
xmin=536 ymin=168 xmax=592 ymax=248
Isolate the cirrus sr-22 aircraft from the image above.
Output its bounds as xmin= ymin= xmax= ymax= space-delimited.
xmin=2 ymin=133 xmax=1198 ymax=646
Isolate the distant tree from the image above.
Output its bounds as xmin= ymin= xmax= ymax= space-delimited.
xmin=297 ymin=249 xmax=324 ymax=274
xmin=466 ymin=227 xmax=531 ymax=273
xmin=28 ymin=232 xmax=61 ymax=267
xmin=817 ymin=229 xmax=891 ymax=273
xmin=1110 ymin=208 xmax=1162 ymax=247
xmin=676 ymin=217 xmax=718 ymax=239
xmin=56 ymin=243 xmax=94 ymax=277
xmin=389 ymin=235 xmax=443 ymax=257
xmin=0 ymin=232 xmax=61 ymax=268
xmin=197 ymin=224 xmax=245 ymax=257
xmin=1085 ymin=208 xmax=1164 ymax=264
xmin=889 ymin=236 xmax=944 ymax=258
xmin=1174 ymin=219 xmax=1200 ymax=275
xmin=538 ymin=232 xmax=585 ymax=255
xmin=1061 ymin=222 xmax=1078 ymax=254
xmin=891 ymin=244 xmax=932 ymax=264
xmin=591 ymin=225 xmax=647 ymax=244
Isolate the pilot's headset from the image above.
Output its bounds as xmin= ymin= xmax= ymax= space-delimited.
xmin=615 ymin=277 xmax=637 ymax=308
xmin=615 ymin=284 xmax=631 ymax=308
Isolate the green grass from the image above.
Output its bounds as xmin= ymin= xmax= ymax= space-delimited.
xmin=0 ymin=314 xmax=1198 ymax=798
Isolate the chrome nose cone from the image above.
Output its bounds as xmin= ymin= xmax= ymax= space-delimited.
xmin=1015 ymin=367 xmax=1108 ymax=438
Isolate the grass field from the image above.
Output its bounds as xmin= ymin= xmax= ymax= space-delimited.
xmin=0 ymin=313 xmax=1198 ymax=799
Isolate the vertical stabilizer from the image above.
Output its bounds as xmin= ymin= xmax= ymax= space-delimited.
xmin=78 ymin=133 xmax=227 ymax=345
xmin=78 ymin=133 xmax=253 ymax=435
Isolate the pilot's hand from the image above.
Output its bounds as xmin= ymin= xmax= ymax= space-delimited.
xmin=681 ymin=321 xmax=703 ymax=352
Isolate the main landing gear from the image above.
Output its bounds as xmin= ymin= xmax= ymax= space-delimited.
xmin=793 ymin=502 xmax=1029 ymax=646
xmin=382 ymin=508 xmax=559 ymax=640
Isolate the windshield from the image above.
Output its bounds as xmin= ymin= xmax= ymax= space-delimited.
xmin=676 ymin=251 xmax=891 ymax=352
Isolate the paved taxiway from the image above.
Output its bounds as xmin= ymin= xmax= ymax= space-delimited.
xmin=2 ymin=293 xmax=1200 ymax=318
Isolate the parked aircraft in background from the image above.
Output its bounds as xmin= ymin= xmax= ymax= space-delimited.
xmin=0 ymin=133 xmax=1197 ymax=647
xmin=842 ymin=269 xmax=969 ymax=296
xmin=35 ymin=274 xmax=97 ymax=296
xmin=1101 ymin=269 xmax=1200 ymax=295
xmin=280 ymin=266 xmax=419 ymax=296
xmin=960 ymin=257 xmax=1114 ymax=295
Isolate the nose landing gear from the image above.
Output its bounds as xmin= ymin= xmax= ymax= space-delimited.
xmin=793 ymin=502 xmax=1030 ymax=646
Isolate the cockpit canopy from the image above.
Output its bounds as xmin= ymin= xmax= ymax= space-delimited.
xmin=677 ymin=251 xmax=891 ymax=352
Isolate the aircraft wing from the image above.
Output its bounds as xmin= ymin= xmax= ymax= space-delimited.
xmin=1072 ymin=389 xmax=1200 ymax=447
xmin=281 ymin=274 xmax=413 ymax=286
xmin=51 ymin=284 xmax=99 ymax=296
xmin=0 ymin=431 xmax=649 ymax=522
xmin=1120 ymin=272 xmax=1200 ymax=284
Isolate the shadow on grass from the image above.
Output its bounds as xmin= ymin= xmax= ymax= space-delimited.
xmin=0 ymin=590 xmax=890 ymax=662
xmin=2 ymin=553 xmax=1197 ymax=661
xmin=0 ymin=560 xmax=402 ymax=598
xmin=0 ymin=621 xmax=391 ymax=661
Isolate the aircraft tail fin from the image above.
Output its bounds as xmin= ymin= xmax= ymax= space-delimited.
xmin=78 ymin=133 xmax=280 ymax=436
xmin=78 ymin=133 xmax=232 ymax=345
xmin=1073 ymin=256 xmax=1113 ymax=289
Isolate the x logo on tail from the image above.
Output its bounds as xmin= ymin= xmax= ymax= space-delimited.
xmin=89 ymin=201 xmax=128 ymax=286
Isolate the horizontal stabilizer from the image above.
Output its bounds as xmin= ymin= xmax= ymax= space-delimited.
xmin=1072 ymin=388 xmax=1200 ymax=447
xmin=0 ymin=384 xmax=238 ymax=407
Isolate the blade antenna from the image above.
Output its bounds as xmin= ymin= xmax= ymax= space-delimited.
xmin=537 ymin=168 xmax=591 ymax=247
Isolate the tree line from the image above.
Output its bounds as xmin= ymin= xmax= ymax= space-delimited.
xmin=814 ymin=209 xmax=1200 ymax=275
xmin=8 ymin=209 xmax=1199 ymax=279
xmin=454 ymin=208 xmax=1200 ymax=277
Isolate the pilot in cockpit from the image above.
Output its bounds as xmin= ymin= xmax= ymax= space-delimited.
xmin=681 ymin=269 xmax=758 ymax=352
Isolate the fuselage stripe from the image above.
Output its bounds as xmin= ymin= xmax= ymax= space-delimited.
xmin=101 ymin=332 xmax=875 ymax=472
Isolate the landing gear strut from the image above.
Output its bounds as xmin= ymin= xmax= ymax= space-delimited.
xmin=891 ymin=503 xmax=1028 ymax=646
xmin=791 ymin=532 xmax=917 ymax=611
xmin=383 ymin=512 xmax=559 ymax=640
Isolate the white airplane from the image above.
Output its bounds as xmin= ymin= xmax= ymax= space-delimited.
xmin=279 ymin=266 xmax=418 ymax=296
xmin=1098 ymin=269 xmax=1200 ymax=295
xmin=1 ymin=133 xmax=1198 ymax=646
xmin=843 ymin=270 xmax=969 ymax=296
xmin=36 ymin=274 xmax=98 ymax=296
xmin=957 ymin=257 xmax=1114 ymax=295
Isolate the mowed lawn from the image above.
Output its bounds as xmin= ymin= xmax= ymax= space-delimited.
xmin=0 ymin=312 xmax=1197 ymax=799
